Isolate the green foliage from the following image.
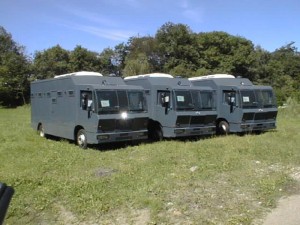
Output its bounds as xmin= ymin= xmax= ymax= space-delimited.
xmin=121 ymin=36 xmax=160 ymax=76
xmin=1 ymin=23 xmax=300 ymax=107
xmin=98 ymin=48 xmax=118 ymax=75
xmin=123 ymin=52 xmax=152 ymax=76
xmin=0 ymin=26 xmax=31 ymax=107
xmin=69 ymin=45 xmax=100 ymax=72
xmin=156 ymin=22 xmax=199 ymax=75
xmin=1 ymin=106 xmax=300 ymax=224
xmin=195 ymin=31 xmax=256 ymax=78
xmin=33 ymin=45 xmax=71 ymax=79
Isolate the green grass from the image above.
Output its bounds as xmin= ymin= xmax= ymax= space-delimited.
xmin=1 ymin=104 xmax=300 ymax=224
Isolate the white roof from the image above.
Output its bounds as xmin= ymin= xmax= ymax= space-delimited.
xmin=189 ymin=74 xmax=235 ymax=81
xmin=54 ymin=71 xmax=103 ymax=78
xmin=124 ymin=73 xmax=174 ymax=80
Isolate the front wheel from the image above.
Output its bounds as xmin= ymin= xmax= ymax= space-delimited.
xmin=151 ymin=126 xmax=163 ymax=142
xmin=218 ymin=121 xmax=229 ymax=135
xmin=76 ymin=129 xmax=88 ymax=149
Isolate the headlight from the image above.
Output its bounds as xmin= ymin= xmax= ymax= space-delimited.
xmin=121 ymin=112 xmax=128 ymax=119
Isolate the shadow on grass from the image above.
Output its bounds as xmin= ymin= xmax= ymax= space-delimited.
xmin=41 ymin=129 xmax=277 ymax=152
xmin=43 ymin=134 xmax=151 ymax=151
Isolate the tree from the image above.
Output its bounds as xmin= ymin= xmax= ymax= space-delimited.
xmin=267 ymin=43 xmax=300 ymax=103
xmin=110 ymin=43 xmax=129 ymax=76
xmin=195 ymin=31 xmax=256 ymax=78
xmin=250 ymin=46 xmax=272 ymax=83
xmin=33 ymin=45 xmax=70 ymax=79
xmin=123 ymin=52 xmax=152 ymax=76
xmin=121 ymin=36 xmax=161 ymax=76
xmin=69 ymin=45 xmax=101 ymax=72
xmin=0 ymin=26 xmax=31 ymax=106
xmin=155 ymin=22 xmax=199 ymax=75
xmin=98 ymin=48 xmax=118 ymax=76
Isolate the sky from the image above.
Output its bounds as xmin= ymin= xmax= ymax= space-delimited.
xmin=0 ymin=0 xmax=299 ymax=56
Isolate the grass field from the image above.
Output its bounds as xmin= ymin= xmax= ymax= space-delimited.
xmin=1 ymin=103 xmax=300 ymax=225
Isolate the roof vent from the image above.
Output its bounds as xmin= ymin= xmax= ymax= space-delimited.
xmin=124 ymin=73 xmax=174 ymax=80
xmin=54 ymin=71 xmax=103 ymax=78
xmin=189 ymin=74 xmax=235 ymax=81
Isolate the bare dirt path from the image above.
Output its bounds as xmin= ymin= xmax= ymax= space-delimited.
xmin=262 ymin=169 xmax=300 ymax=225
xmin=262 ymin=195 xmax=300 ymax=225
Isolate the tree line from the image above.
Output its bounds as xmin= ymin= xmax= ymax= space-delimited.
xmin=1 ymin=22 xmax=299 ymax=107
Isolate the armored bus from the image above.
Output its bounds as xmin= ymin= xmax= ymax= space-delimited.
xmin=189 ymin=74 xmax=277 ymax=134
xmin=124 ymin=73 xmax=217 ymax=140
xmin=31 ymin=71 xmax=148 ymax=148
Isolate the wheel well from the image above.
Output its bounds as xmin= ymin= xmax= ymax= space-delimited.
xmin=147 ymin=119 xmax=161 ymax=131
xmin=216 ymin=118 xmax=228 ymax=126
xmin=147 ymin=119 xmax=163 ymax=141
xmin=74 ymin=125 xmax=84 ymax=140
xmin=37 ymin=122 xmax=42 ymax=131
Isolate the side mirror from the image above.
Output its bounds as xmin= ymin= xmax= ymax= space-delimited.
xmin=87 ymin=100 xmax=93 ymax=111
xmin=163 ymin=96 xmax=170 ymax=114
xmin=229 ymin=95 xmax=236 ymax=113
xmin=164 ymin=96 xmax=169 ymax=103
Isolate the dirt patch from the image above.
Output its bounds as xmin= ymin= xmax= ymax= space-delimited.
xmin=100 ymin=208 xmax=151 ymax=225
xmin=261 ymin=167 xmax=300 ymax=225
xmin=263 ymin=195 xmax=300 ymax=225
xmin=95 ymin=168 xmax=118 ymax=177
xmin=55 ymin=204 xmax=79 ymax=224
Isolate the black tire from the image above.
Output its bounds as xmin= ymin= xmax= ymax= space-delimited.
xmin=76 ymin=129 xmax=88 ymax=149
xmin=38 ymin=124 xmax=46 ymax=138
xmin=218 ymin=121 xmax=229 ymax=135
xmin=152 ymin=126 xmax=163 ymax=141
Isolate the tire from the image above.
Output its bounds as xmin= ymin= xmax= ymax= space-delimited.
xmin=38 ymin=124 xmax=45 ymax=138
xmin=152 ymin=126 xmax=163 ymax=141
xmin=218 ymin=121 xmax=229 ymax=135
xmin=76 ymin=129 xmax=88 ymax=149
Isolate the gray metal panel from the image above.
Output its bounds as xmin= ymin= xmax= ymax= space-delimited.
xmin=190 ymin=77 xmax=277 ymax=133
xmin=31 ymin=74 xmax=149 ymax=145
xmin=125 ymin=76 xmax=217 ymax=138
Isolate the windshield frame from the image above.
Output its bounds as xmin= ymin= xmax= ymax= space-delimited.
xmin=95 ymin=89 xmax=147 ymax=114
xmin=173 ymin=89 xmax=216 ymax=111
xmin=240 ymin=89 xmax=277 ymax=109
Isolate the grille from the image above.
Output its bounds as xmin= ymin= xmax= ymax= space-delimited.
xmin=99 ymin=117 xmax=148 ymax=132
xmin=242 ymin=113 xmax=255 ymax=121
xmin=176 ymin=115 xmax=216 ymax=127
xmin=254 ymin=111 xmax=277 ymax=120
xmin=243 ymin=111 xmax=277 ymax=121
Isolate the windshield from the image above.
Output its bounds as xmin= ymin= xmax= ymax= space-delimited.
xmin=174 ymin=90 xmax=194 ymax=110
xmin=191 ymin=90 xmax=216 ymax=110
xmin=96 ymin=90 xmax=146 ymax=114
xmin=240 ymin=89 xmax=276 ymax=109
xmin=174 ymin=90 xmax=216 ymax=111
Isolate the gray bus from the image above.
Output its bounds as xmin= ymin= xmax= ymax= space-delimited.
xmin=31 ymin=71 xmax=148 ymax=148
xmin=124 ymin=73 xmax=217 ymax=140
xmin=189 ymin=74 xmax=277 ymax=134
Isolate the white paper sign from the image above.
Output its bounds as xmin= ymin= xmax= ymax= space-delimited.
xmin=177 ymin=96 xmax=185 ymax=102
xmin=243 ymin=96 xmax=250 ymax=102
xmin=101 ymin=100 xmax=110 ymax=107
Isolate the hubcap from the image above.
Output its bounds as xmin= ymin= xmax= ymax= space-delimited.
xmin=78 ymin=134 xmax=85 ymax=145
xmin=39 ymin=127 xmax=45 ymax=137
xmin=221 ymin=124 xmax=227 ymax=131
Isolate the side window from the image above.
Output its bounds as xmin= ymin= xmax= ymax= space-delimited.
xmin=223 ymin=91 xmax=236 ymax=106
xmin=157 ymin=91 xmax=170 ymax=107
xmin=81 ymin=91 xmax=93 ymax=110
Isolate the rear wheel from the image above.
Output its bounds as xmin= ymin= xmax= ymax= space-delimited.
xmin=76 ymin=129 xmax=88 ymax=149
xmin=218 ymin=121 xmax=229 ymax=135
